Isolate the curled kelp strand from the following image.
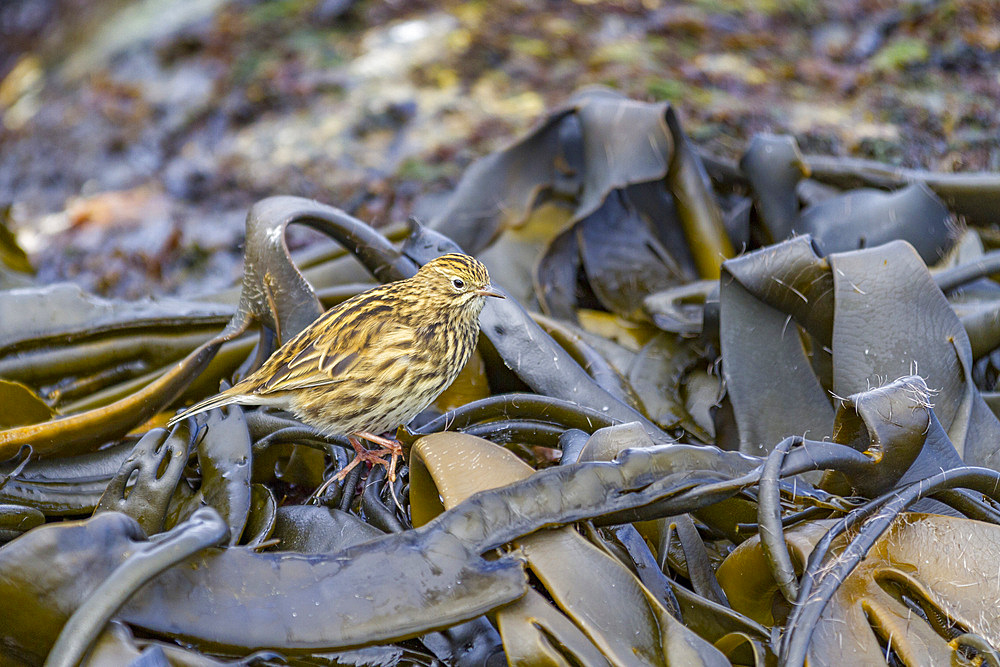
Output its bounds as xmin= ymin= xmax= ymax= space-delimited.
xmin=462 ymin=420 xmax=570 ymax=448
xmin=411 ymin=393 xmax=619 ymax=438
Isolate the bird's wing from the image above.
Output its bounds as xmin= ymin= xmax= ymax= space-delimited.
xmin=256 ymin=309 xmax=416 ymax=394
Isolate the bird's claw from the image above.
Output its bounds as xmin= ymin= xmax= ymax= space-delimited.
xmin=314 ymin=434 xmax=404 ymax=512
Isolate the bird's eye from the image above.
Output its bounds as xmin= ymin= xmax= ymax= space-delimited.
xmin=452 ymin=278 xmax=465 ymax=289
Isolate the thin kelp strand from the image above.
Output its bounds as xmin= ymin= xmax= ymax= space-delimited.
xmin=758 ymin=436 xmax=800 ymax=603
xmin=930 ymin=489 xmax=1000 ymax=525
xmin=412 ymin=393 xmax=619 ymax=437
xmin=935 ymin=249 xmax=1000 ymax=293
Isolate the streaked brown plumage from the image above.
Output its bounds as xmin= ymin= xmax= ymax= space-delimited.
xmin=168 ymin=253 xmax=503 ymax=484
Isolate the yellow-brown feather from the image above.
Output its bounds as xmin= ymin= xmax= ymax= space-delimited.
xmin=167 ymin=253 xmax=496 ymax=438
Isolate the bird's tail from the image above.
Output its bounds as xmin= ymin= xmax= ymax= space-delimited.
xmin=166 ymin=389 xmax=246 ymax=427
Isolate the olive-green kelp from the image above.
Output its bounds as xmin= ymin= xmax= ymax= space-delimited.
xmin=5 ymin=381 xmax=997 ymax=663
xmin=719 ymin=236 xmax=1000 ymax=470
xmin=3 ymin=90 xmax=1000 ymax=665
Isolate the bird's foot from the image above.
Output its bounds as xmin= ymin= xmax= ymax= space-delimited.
xmin=352 ymin=431 xmax=403 ymax=480
xmin=352 ymin=431 xmax=404 ymax=512
xmin=314 ymin=432 xmax=404 ymax=508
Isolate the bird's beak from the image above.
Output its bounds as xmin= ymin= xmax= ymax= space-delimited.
xmin=476 ymin=284 xmax=505 ymax=299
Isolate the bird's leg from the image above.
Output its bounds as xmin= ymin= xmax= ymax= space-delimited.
xmin=312 ymin=433 xmax=404 ymax=511
xmin=354 ymin=431 xmax=403 ymax=480
xmin=354 ymin=431 xmax=404 ymax=512
xmin=314 ymin=432 xmax=404 ymax=500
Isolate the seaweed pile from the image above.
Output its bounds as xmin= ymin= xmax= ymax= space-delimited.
xmin=3 ymin=90 xmax=1000 ymax=665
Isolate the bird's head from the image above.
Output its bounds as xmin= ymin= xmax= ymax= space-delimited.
xmin=415 ymin=253 xmax=504 ymax=314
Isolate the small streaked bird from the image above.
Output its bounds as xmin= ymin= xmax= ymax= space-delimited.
xmin=168 ymin=253 xmax=503 ymax=488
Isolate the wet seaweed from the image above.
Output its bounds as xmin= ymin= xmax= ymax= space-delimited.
xmin=3 ymin=89 xmax=1000 ymax=666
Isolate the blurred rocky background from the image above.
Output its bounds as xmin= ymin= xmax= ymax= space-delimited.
xmin=1 ymin=0 xmax=998 ymax=298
